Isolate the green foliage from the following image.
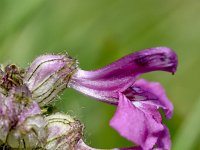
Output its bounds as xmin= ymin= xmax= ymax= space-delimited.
xmin=0 ymin=0 xmax=199 ymax=149
xmin=173 ymin=97 xmax=200 ymax=150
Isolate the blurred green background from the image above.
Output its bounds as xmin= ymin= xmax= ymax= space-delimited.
xmin=0 ymin=0 xmax=199 ymax=149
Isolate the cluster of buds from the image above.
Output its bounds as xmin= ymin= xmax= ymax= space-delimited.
xmin=0 ymin=56 xmax=83 ymax=149
xmin=0 ymin=47 xmax=178 ymax=150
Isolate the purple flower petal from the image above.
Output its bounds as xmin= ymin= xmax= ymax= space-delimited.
xmin=69 ymin=47 xmax=177 ymax=104
xmin=69 ymin=69 xmax=131 ymax=103
xmin=123 ymin=79 xmax=173 ymax=119
xmin=75 ymin=139 xmax=96 ymax=150
xmin=110 ymin=93 xmax=166 ymax=150
xmin=156 ymin=125 xmax=171 ymax=150
xmin=116 ymin=147 xmax=143 ymax=150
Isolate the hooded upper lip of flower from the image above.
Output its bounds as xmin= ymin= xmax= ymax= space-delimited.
xmin=68 ymin=47 xmax=178 ymax=150
xmin=68 ymin=47 xmax=177 ymax=103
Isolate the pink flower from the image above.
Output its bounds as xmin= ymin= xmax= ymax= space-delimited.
xmin=68 ymin=47 xmax=178 ymax=149
xmin=0 ymin=47 xmax=177 ymax=149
